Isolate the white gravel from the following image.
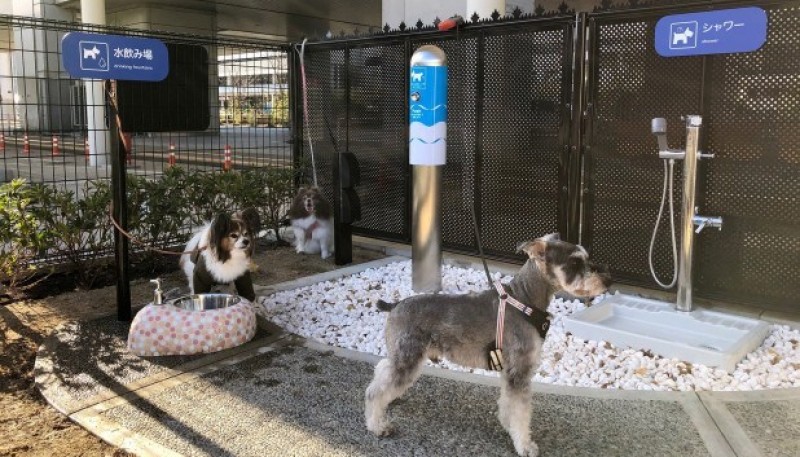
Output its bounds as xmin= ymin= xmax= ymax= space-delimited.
xmin=257 ymin=260 xmax=800 ymax=391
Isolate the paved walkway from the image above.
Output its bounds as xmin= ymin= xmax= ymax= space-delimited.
xmin=35 ymin=258 xmax=800 ymax=457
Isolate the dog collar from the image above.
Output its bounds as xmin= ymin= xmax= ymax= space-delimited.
xmin=493 ymin=281 xmax=551 ymax=339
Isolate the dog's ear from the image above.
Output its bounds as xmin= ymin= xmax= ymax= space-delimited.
xmin=287 ymin=189 xmax=308 ymax=219
xmin=209 ymin=213 xmax=232 ymax=262
xmin=517 ymin=240 xmax=547 ymax=261
xmin=314 ymin=192 xmax=332 ymax=220
xmin=239 ymin=207 xmax=261 ymax=236
xmin=541 ymin=232 xmax=560 ymax=242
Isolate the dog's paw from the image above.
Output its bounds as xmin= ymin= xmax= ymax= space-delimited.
xmin=367 ymin=422 xmax=393 ymax=437
xmin=517 ymin=441 xmax=539 ymax=457
xmin=295 ymin=246 xmax=306 ymax=254
xmin=321 ymin=251 xmax=332 ymax=260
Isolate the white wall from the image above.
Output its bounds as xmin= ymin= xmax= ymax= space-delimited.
xmin=382 ymin=0 xmax=534 ymax=28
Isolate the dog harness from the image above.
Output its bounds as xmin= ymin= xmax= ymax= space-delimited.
xmin=490 ymin=280 xmax=551 ymax=371
xmin=304 ymin=220 xmax=320 ymax=239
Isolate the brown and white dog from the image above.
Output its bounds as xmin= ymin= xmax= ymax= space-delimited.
xmin=287 ymin=186 xmax=334 ymax=259
xmin=180 ymin=208 xmax=260 ymax=302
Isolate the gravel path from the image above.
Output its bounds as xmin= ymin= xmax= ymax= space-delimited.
xmin=258 ymin=260 xmax=800 ymax=391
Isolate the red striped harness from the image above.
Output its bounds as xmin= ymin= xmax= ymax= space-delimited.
xmin=492 ymin=280 xmax=551 ymax=351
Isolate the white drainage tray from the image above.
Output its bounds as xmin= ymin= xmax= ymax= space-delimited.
xmin=563 ymin=294 xmax=771 ymax=372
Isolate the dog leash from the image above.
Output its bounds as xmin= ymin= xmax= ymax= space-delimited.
xmin=297 ymin=38 xmax=318 ymax=188
xmin=102 ymin=86 xmax=207 ymax=258
xmin=107 ymin=203 xmax=207 ymax=256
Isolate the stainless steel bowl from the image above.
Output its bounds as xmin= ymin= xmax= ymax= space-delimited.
xmin=169 ymin=294 xmax=241 ymax=311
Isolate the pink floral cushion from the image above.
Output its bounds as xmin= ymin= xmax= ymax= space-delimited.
xmin=127 ymin=300 xmax=257 ymax=356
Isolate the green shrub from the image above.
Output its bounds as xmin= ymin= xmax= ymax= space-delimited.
xmin=44 ymin=181 xmax=114 ymax=289
xmin=0 ymin=165 xmax=300 ymax=291
xmin=126 ymin=167 xmax=191 ymax=272
xmin=184 ymin=167 xmax=297 ymax=242
xmin=0 ymin=179 xmax=56 ymax=292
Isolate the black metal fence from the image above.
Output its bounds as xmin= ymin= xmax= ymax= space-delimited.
xmin=0 ymin=15 xmax=291 ymax=266
xmin=298 ymin=0 xmax=800 ymax=311
xmin=301 ymin=15 xmax=577 ymax=255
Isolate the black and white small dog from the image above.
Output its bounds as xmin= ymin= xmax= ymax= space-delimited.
xmin=180 ymin=208 xmax=260 ymax=302
xmin=287 ymin=186 xmax=334 ymax=259
xmin=365 ymin=234 xmax=612 ymax=456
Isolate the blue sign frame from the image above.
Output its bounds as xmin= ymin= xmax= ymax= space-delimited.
xmin=61 ymin=32 xmax=169 ymax=81
xmin=655 ymin=7 xmax=767 ymax=57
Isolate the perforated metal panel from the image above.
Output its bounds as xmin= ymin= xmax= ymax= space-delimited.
xmin=300 ymin=2 xmax=799 ymax=311
xmin=584 ymin=16 xmax=703 ymax=285
xmin=303 ymin=17 xmax=574 ymax=251
xmin=480 ymin=28 xmax=568 ymax=255
xmin=696 ymin=4 xmax=800 ymax=307
xmin=584 ymin=3 xmax=800 ymax=310
xmin=347 ymin=44 xmax=408 ymax=238
xmin=302 ymin=48 xmax=345 ymax=208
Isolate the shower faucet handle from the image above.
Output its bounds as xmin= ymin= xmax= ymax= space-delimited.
xmin=698 ymin=152 xmax=715 ymax=159
xmin=651 ymin=118 xmax=669 ymax=152
xmin=693 ymin=215 xmax=723 ymax=234
xmin=652 ymin=117 xmax=685 ymax=160
xmin=651 ymin=117 xmax=667 ymax=134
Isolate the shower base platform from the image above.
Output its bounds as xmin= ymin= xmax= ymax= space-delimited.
xmin=563 ymin=294 xmax=771 ymax=372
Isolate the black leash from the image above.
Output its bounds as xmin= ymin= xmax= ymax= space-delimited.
xmin=468 ymin=197 xmax=493 ymax=289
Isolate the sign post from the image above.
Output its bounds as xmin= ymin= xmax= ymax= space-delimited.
xmin=62 ymin=32 xmax=168 ymax=321
xmin=409 ymin=45 xmax=447 ymax=293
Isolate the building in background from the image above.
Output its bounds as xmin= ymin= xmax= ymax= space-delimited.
xmin=0 ymin=0 xmax=381 ymax=132
xmin=382 ymin=0 xmax=535 ymax=28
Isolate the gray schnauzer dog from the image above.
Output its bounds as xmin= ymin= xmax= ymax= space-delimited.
xmin=365 ymin=234 xmax=611 ymax=456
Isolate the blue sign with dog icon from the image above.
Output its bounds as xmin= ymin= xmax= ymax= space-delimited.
xmin=409 ymin=65 xmax=447 ymax=165
xmin=61 ymin=32 xmax=168 ymax=81
xmin=655 ymin=7 xmax=767 ymax=57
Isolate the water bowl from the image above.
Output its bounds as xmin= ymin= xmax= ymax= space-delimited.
xmin=170 ymin=293 xmax=241 ymax=311
xmin=128 ymin=293 xmax=257 ymax=357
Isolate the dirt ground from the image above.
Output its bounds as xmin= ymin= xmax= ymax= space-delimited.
xmin=0 ymin=245 xmax=385 ymax=457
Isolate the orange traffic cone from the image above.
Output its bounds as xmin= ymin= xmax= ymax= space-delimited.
xmin=23 ymin=134 xmax=30 ymax=154
xmin=84 ymin=137 xmax=90 ymax=162
xmin=168 ymin=143 xmax=176 ymax=168
xmin=0 ymin=133 xmax=5 ymax=152
xmin=123 ymin=133 xmax=133 ymax=165
xmin=223 ymin=144 xmax=232 ymax=171
xmin=51 ymin=135 xmax=60 ymax=156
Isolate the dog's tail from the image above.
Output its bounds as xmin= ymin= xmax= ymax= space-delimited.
xmin=375 ymin=299 xmax=397 ymax=312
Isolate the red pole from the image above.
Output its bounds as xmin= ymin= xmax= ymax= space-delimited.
xmin=23 ymin=134 xmax=30 ymax=154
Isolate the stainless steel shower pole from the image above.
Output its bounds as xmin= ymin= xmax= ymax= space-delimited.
xmin=676 ymin=115 xmax=702 ymax=312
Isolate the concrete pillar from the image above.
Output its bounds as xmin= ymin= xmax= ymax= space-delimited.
xmin=0 ymin=51 xmax=12 ymax=126
xmin=466 ymin=0 xmax=505 ymax=19
xmin=81 ymin=0 xmax=111 ymax=167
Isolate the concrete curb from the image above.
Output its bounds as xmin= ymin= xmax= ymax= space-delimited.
xmin=253 ymin=255 xmax=408 ymax=296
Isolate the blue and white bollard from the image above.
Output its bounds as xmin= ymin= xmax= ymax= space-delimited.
xmin=409 ymin=45 xmax=447 ymax=293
